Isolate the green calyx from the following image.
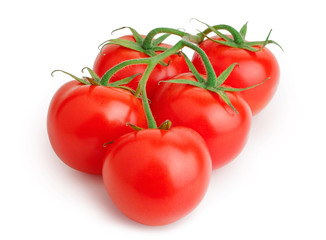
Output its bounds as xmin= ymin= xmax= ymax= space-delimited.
xmin=160 ymin=50 xmax=268 ymax=114
xmin=127 ymin=120 xmax=172 ymax=132
xmin=194 ymin=19 xmax=283 ymax=52
xmin=98 ymin=26 xmax=172 ymax=65
xmin=51 ymin=68 xmax=139 ymax=94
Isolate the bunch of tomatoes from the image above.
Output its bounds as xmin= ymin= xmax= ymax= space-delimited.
xmin=47 ymin=20 xmax=281 ymax=226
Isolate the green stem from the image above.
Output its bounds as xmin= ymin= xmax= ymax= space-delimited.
xmin=153 ymin=40 xmax=184 ymax=62
xmin=181 ymin=41 xmax=217 ymax=87
xmin=100 ymin=39 xmax=186 ymax=87
xmin=142 ymin=27 xmax=201 ymax=50
xmin=139 ymin=63 xmax=157 ymax=128
xmin=100 ymin=58 xmax=150 ymax=86
xmin=199 ymin=24 xmax=245 ymax=44
xmin=139 ymin=41 xmax=185 ymax=129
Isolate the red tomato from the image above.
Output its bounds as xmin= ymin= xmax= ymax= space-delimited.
xmin=93 ymin=35 xmax=189 ymax=98
xmin=192 ymin=36 xmax=280 ymax=115
xmin=47 ymin=80 xmax=147 ymax=175
xmin=102 ymin=127 xmax=212 ymax=226
xmin=151 ymin=73 xmax=252 ymax=169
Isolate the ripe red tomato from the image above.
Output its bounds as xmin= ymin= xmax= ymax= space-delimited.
xmin=150 ymin=73 xmax=252 ymax=169
xmin=192 ymin=36 xmax=280 ymax=115
xmin=93 ymin=35 xmax=189 ymax=98
xmin=47 ymin=80 xmax=147 ymax=175
xmin=102 ymin=127 xmax=212 ymax=226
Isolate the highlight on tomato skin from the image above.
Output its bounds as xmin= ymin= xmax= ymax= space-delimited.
xmin=150 ymin=73 xmax=252 ymax=170
xmin=47 ymin=80 xmax=147 ymax=175
xmin=102 ymin=127 xmax=212 ymax=226
xmin=192 ymin=36 xmax=280 ymax=115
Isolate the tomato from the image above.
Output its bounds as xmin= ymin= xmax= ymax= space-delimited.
xmin=47 ymin=80 xmax=147 ymax=175
xmin=102 ymin=127 xmax=212 ymax=226
xmin=93 ymin=35 xmax=189 ymax=98
xmin=192 ymin=35 xmax=280 ymax=115
xmin=150 ymin=73 xmax=252 ymax=169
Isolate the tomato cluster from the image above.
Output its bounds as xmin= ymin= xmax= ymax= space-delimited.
xmin=47 ymin=21 xmax=281 ymax=226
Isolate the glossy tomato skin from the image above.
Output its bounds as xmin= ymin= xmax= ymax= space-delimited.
xmin=93 ymin=35 xmax=189 ymax=98
xmin=102 ymin=127 xmax=212 ymax=226
xmin=151 ymin=73 xmax=252 ymax=170
xmin=47 ymin=80 xmax=147 ymax=175
xmin=192 ymin=36 xmax=280 ymax=115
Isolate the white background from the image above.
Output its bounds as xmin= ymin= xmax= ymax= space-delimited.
xmin=1 ymin=0 xmax=325 ymax=239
